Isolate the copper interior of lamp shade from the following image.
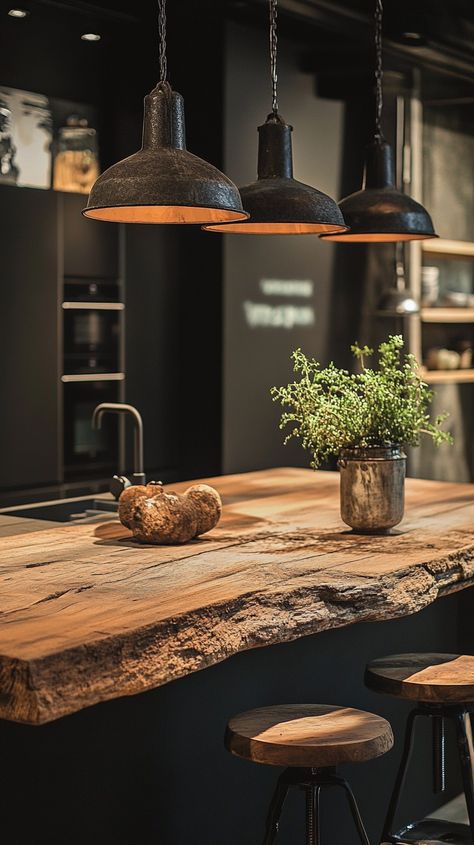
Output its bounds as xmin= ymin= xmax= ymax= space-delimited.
xmin=83 ymin=205 xmax=248 ymax=224
xmin=320 ymin=231 xmax=437 ymax=243
xmin=204 ymin=221 xmax=348 ymax=234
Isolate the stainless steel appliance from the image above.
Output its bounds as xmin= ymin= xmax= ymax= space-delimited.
xmin=63 ymin=280 xmax=123 ymax=375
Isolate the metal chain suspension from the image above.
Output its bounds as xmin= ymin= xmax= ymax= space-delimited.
xmin=374 ymin=0 xmax=383 ymax=139
xmin=158 ymin=0 xmax=168 ymax=84
xmin=269 ymin=0 xmax=278 ymax=116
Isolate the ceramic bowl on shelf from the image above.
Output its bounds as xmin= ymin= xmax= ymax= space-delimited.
xmin=425 ymin=348 xmax=461 ymax=371
xmin=421 ymin=265 xmax=440 ymax=306
xmin=444 ymin=291 xmax=474 ymax=308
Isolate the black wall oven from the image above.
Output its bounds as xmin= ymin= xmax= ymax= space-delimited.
xmin=63 ymin=280 xmax=123 ymax=375
xmin=63 ymin=378 xmax=123 ymax=478
xmin=62 ymin=279 xmax=125 ymax=480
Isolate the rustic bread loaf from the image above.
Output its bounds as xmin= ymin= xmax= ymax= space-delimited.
xmin=118 ymin=482 xmax=222 ymax=544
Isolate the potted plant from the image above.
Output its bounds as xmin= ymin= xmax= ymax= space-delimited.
xmin=271 ymin=335 xmax=453 ymax=534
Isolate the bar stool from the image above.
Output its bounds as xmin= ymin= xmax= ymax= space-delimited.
xmin=365 ymin=652 xmax=474 ymax=844
xmin=225 ymin=703 xmax=394 ymax=844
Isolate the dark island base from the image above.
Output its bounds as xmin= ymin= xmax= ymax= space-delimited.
xmin=1 ymin=589 xmax=472 ymax=845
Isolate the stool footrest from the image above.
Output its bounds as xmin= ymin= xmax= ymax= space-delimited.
xmin=385 ymin=818 xmax=472 ymax=844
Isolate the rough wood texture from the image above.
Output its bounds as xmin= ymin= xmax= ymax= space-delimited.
xmin=0 ymin=468 xmax=474 ymax=725
xmin=225 ymin=704 xmax=394 ymax=767
xmin=0 ymin=515 xmax=60 ymax=538
xmin=366 ymin=653 xmax=474 ymax=704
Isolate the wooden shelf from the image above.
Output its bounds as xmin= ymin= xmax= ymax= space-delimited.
xmin=422 ymin=239 xmax=474 ymax=259
xmin=421 ymin=307 xmax=474 ymax=323
xmin=421 ymin=368 xmax=474 ymax=384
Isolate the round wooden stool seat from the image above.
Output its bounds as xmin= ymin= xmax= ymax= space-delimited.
xmin=365 ymin=653 xmax=474 ymax=704
xmin=225 ymin=704 xmax=393 ymax=768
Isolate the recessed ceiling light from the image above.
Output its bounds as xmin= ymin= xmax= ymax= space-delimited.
xmin=81 ymin=32 xmax=101 ymax=42
xmin=8 ymin=8 xmax=29 ymax=17
xmin=402 ymin=31 xmax=423 ymax=41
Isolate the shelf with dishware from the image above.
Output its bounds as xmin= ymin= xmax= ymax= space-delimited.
xmin=420 ymin=368 xmax=474 ymax=385
xmin=417 ymin=238 xmax=474 ymax=384
xmin=404 ymin=89 xmax=474 ymax=401
xmin=422 ymin=239 xmax=474 ymax=259
xmin=421 ymin=307 xmax=474 ymax=324
xmin=419 ymin=254 xmax=474 ymax=385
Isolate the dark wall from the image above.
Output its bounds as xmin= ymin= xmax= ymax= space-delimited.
xmin=222 ymin=22 xmax=368 ymax=475
xmin=124 ymin=226 xmax=181 ymax=480
xmin=1 ymin=589 xmax=472 ymax=844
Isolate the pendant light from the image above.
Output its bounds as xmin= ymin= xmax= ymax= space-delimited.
xmin=83 ymin=0 xmax=248 ymax=225
xmin=203 ymin=0 xmax=347 ymax=235
xmin=321 ymin=0 xmax=437 ymax=243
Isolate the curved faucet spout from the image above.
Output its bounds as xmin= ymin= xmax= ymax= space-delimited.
xmin=92 ymin=402 xmax=145 ymax=483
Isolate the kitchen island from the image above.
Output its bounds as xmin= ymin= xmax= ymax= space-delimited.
xmin=1 ymin=467 xmax=474 ymax=726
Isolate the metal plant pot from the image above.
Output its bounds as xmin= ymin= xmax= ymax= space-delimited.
xmin=338 ymin=445 xmax=406 ymax=534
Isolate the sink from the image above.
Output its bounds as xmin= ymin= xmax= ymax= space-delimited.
xmin=0 ymin=498 xmax=118 ymax=523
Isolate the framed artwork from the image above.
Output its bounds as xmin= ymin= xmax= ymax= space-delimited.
xmin=0 ymin=85 xmax=52 ymax=189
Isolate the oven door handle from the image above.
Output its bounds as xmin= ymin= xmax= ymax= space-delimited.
xmin=62 ymin=302 xmax=125 ymax=311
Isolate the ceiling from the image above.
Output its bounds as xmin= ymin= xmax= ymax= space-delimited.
xmin=2 ymin=0 xmax=474 ymax=91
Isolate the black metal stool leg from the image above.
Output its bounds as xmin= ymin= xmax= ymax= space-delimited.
xmin=306 ymin=784 xmax=321 ymax=845
xmin=455 ymin=709 xmax=474 ymax=842
xmin=262 ymin=767 xmax=373 ymax=845
xmin=381 ymin=708 xmax=421 ymax=842
xmin=262 ymin=769 xmax=291 ymax=845
xmin=337 ymin=779 xmax=371 ymax=845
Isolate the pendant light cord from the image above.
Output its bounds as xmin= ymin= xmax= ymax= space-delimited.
xmin=374 ymin=0 xmax=384 ymax=140
xmin=269 ymin=0 xmax=279 ymax=117
xmin=157 ymin=0 xmax=172 ymax=147
xmin=158 ymin=0 xmax=168 ymax=84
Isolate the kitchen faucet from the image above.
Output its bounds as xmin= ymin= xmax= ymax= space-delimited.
xmin=92 ymin=403 xmax=146 ymax=500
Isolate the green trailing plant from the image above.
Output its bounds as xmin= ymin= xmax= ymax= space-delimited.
xmin=271 ymin=335 xmax=453 ymax=468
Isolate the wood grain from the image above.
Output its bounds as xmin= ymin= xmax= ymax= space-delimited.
xmin=365 ymin=653 xmax=474 ymax=703
xmin=0 ymin=468 xmax=474 ymax=725
xmin=225 ymin=704 xmax=394 ymax=767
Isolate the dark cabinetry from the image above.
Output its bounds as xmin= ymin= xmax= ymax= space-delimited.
xmin=0 ymin=193 xmax=222 ymax=497
xmin=62 ymin=192 xmax=119 ymax=279
xmin=0 ymin=186 xmax=60 ymax=489
xmin=0 ymin=186 xmax=122 ymax=498
xmin=61 ymin=194 xmax=123 ymax=483
xmin=124 ymin=226 xmax=181 ymax=478
xmin=123 ymin=224 xmax=223 ymax=482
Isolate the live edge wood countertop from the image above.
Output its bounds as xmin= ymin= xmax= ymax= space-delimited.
xmin=1 ymin=468 xmax=474 ymax=726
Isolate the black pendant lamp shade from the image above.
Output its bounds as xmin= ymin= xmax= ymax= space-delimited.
xmin=321 ymin=138 xmax=436 ymax=242
xmin=203 ymin=114 xmax=347 ymax=234
xmin=203 ymin=0 xmax=347 ymax=236
xmin=83 ymin=0 xmax=246 ymax=226
xmin=321 ymin=0 xmax=437 ymax=244
xmin=83 ymin=84 xmax=248 ymax=224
